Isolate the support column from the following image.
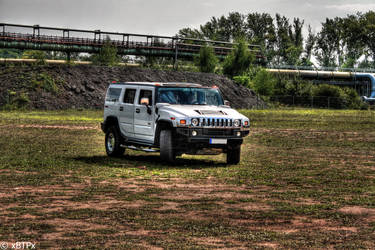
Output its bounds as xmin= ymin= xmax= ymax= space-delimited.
xmin=173 ymin=38 xmax=178 ymax=70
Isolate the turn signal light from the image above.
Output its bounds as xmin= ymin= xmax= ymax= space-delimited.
xmin=180 ymin=120 xmax=186 ymax=125
xmin=244 ymin=121 xmax=249 ymax=126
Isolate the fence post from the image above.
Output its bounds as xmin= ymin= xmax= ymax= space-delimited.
xmin=328 ymin=97 xmax=330 ymax=109
xmin=292 ymin=96 xmax=295 ymax=106
xmin=311 ymin=96 xmax=314 ymax=109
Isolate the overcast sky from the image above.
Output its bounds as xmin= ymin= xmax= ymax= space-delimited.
xmin=1 ymin=0 xmax=374 ymax=37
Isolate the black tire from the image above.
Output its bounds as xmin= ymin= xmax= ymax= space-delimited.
xmin=227 ymin=144 xmax=241 ymax=164
xmin=160 ymin=130 xmax=176 ymax=162
xmin=105 ymin=126 xmax=125 ymax=157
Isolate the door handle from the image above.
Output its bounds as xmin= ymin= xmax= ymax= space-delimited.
xmin=119 ymin=106 xmax=124 ymax=111
xmin=135 ymin=108 xmax=140 ymax=113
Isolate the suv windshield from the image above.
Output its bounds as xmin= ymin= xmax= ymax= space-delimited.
xmin=156 ymin=87 xmax=224 ymax=106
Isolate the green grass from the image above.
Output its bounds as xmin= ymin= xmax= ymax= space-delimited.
xmin=0 ymin=109 xmax=374 ymax=248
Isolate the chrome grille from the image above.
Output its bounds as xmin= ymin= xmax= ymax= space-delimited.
xmin=199 ymin=118 xmax=234 ymax=127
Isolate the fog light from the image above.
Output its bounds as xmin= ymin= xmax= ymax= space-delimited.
xmin=192 ymin=130 xmax=198 ymax=136
xmin=236 ymin=131 xmax=241 ymax=137
xmin=191 ymin=118 xmax=199 ymax=126
xmin=233 ymin=119 xmax=240 ymax=127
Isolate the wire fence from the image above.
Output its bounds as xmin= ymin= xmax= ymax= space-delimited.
xmin=253 ymin=95 xmax=369 ymax=109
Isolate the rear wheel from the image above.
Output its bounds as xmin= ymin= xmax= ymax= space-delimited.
xmin=160 ymin=130 xmax=176 ymax=163
xmin=105 ymin=126 xmax=125 ymax=157
xmin=227 ymin=144 xmax=241 ymax=164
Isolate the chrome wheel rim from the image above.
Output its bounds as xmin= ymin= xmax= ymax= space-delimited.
xmin=107 ymin=133 xmax=115 ymax=152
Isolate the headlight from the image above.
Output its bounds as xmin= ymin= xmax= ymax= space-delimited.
xmin=233 ymin=119 xmax=241 ymax=127
xmin=191 ymin=118 xmax=199 ymax=126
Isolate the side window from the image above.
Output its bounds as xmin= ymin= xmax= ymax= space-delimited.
xmin=123 ymin=89 xmax=136 ymax=104
xmin=106 ymin=88 xmax=122 ymax=102
xmin=138 ymin=90 xmax=153 ymax=106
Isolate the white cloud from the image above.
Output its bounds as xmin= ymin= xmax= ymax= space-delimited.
xmin=325 ymin=3 xmax=375 ymax=12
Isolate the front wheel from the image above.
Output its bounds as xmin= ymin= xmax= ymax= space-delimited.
xmin=227 ymin=144 xmax=241 ymax=164
xmin=105 ymin=126 xmax=125 ymax=157
xmin=160 ymin=130 xmax=176 ymax=163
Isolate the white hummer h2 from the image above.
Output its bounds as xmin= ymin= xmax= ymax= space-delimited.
xmin=101 ymin=82 xmax=250 ymax=164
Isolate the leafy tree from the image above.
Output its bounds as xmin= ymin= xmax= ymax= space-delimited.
xmin=361 ymin=11 xmax=375 ymax=67
xmin=91 ymin=36 xmax=119 ymax=66
xmin=246 ymin=13 xmax=277 ymax=63
xmin=274 ymin=14 xmax=290 ymax=64
xmin=301 ymin=25 xmax=316 ymax=66
xmin=223 ymin=40 xmax=255 ymax=77
xmin=177 ymin=27 xmax=203 ymax=39
xmin=196 ymin=45 xmax=218 ymax=73
xmin=341 ymin=14 xmax=363 ymax=68
xmin=177 ymin=10 xmax=375 ymax=68
xmin=273 ymin=15 xmax=304 ymax=65
xmin=314 ymin=18 xmax=343 ymax=67
xmin=224 ymin=12 xmax=247 ymax=42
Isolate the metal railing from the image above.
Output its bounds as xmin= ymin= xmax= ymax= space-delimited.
xmin=268 ymin=65 xmax=375 ymax=73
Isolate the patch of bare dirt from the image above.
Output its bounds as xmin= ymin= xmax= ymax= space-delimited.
xmin=256 ymin=242 xmax=279 ymax=249
xmin=192 ymin=237 xmax=227 ymax=247
xmin=16 ymin=124 xmax=97 ymax=130
xmin=125 ymin=229 xmax=152 ymax=236
xmin=44 ymin=218 xmax=108 ymax=232
xmin=338 ymin=206 xmax=375 ymax=223
xmin=338 ymin=206 xmax=375 ymax=216
xmin=231 ymin=202 xmax=271 ymax=211
xmin=155 ymin=201 xmax=179 ymax=211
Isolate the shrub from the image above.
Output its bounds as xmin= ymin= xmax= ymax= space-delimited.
xmin=91 ymin=37 xmax=119 ymax=66
xmin=250 ymin=68 xmax=277 ymax=96
xmin=3 ymin=90 xmax=30 ymax=110
xmin=223 ymin=40 xmax=255 ymax=78
xmin=22 ymin=50 xmax=47 ymax=65
xmin=312 ymin=84 xmax=344 ymax=98
xmin=311 ymin=84 xmax=362 ymax=109
xmin=233 ymin=75 xmax=251 ymax=87
xmin=343 ymin=87 xmax=362 ymax=109
xmin=196 ymin=45 xmax=218 ymax=73
xmin=31 ymin=73 xmax=59 ymax=94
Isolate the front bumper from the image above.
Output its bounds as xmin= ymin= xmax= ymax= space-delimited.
xmin=175 ymin=127 xmax=249 ymax=145
xmin=176 ymin=127 xmax=249 ymax=137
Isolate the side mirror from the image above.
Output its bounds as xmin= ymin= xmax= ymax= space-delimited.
xmin=224 ymin=100 xmax=230 ymax=107
xmin=141 ymin=97 xmax=152 ymax=115
xmin=140 ymin=97 xmax=149 ymax=106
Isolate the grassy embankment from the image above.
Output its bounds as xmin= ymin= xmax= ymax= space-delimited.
xmin=0 ymin=109 xmax=374 ymax=248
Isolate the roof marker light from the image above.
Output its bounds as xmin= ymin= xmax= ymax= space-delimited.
xmin=212 ymin=85 xmax=218 ymax=89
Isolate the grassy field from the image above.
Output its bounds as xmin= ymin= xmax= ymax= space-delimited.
xmin=0 ymin=109 xmax=374 ymax=249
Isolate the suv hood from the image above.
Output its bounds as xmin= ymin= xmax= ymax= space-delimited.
xmin=158 ymin=104 xmax=246 ymax=119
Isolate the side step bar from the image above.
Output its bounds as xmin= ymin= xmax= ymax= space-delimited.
xmin=120 ymin=145 xmax=160 ymax=153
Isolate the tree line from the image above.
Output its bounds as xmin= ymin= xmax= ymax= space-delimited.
xmin=178 ymin=11 xmax=375 ymax=68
